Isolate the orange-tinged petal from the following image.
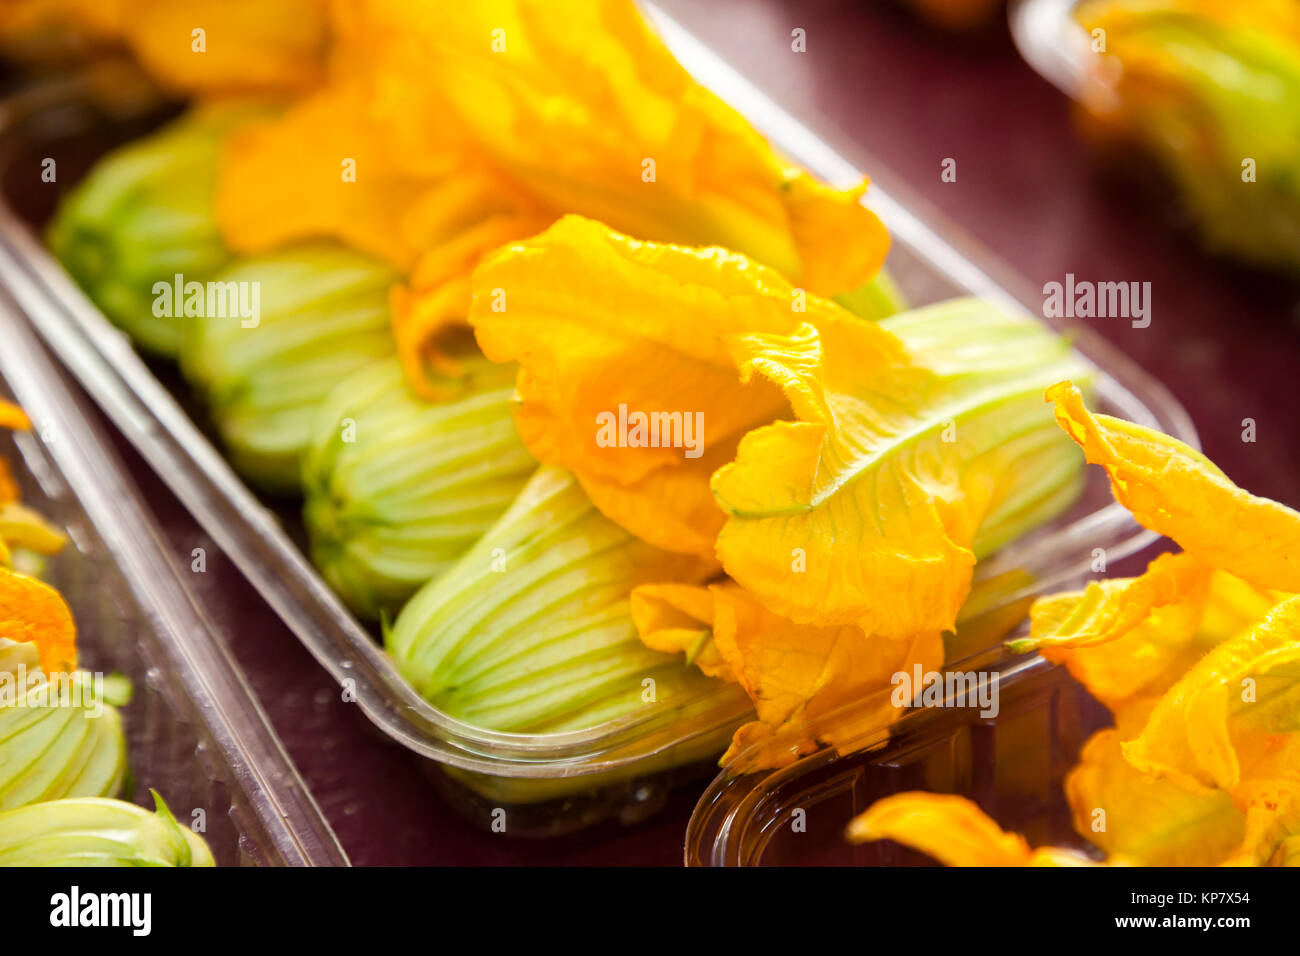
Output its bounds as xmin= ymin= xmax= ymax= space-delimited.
xmin=351 ymin=0 xmax=890 ymax=391
xmin=1021 ymin=559 xmax=1285 ymax=724
xmin=1047 ymin=381 xmax=1300 ymax=592
xmin=1066 ymin=728 xmax=1245 ymax=866
xmin=783 ymin=175 xmax=883 ymax=297
xmin=355 ymin=0 xmax=888 ymax=298
xmin=722 ymin=623 xmax=944 ymax=772
xmin=1123 ymin=594 xmax=1300 ymax=792
xmin=0 ymin=459 xmax=18 ymax=505
xmin=629 ymin=583 xmax=732 ymax=681
xmin=711 ymin=583 xmax=925 ymax=756
xmin=632 ymin=578 xmax=941 ymax=770
xmin=1271 ymin=835 xmax=1300 ymax=866
xmin=0 ymin=400 xmax=29 ymax=431
xmin=119 ymin=0 xmax=329 ymax=95
xmin=1222 ymin=776 xmax=1300 ymax=867
xmin=0 ymin=0 xmax=125 ymax=41
xmin=392 ymin=208 xmax=552 ymax=397
xmin=1016 ymin=551 xmax=1212 ymax=653
xmin=0 ymin=502 xmax=67 ymax=556
xmin=0 ymin=565 xmax=75 ymax=675
xmin=714 ymin=300 xmax=1091 ymax=631
xmin=467 ymin=216 xmax=799 ymax=554
xmin=575 ymin=438 xmax=739 ymax=558
xmin=215 ymin=84 xmax=428 ymax=269
xmin=846 ymin=792 xmax=1100 ymax=866
xmin=0 ymin=400 xmax=35 ymax=521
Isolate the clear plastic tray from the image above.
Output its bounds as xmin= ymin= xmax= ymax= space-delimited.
xmin=684 ymin=643 xmax=1112 ymax=866
xmin=1010 ymin=0 xmax=1091 ymax=101
xmin=0 ymin=8 xmax=1195 ymax=832
xmin=0 ymin=298 xmax=348 ymax=866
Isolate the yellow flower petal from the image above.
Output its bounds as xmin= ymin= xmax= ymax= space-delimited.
xmin=1122 ymin=594 xmax=1300 ymax=793
xmin=1026 ymin=562 xmax=1285 ymax=728
xmin=352 ymin=0 xmax=888 ymax=393
xmin=467 ymin=215 xmax=800 ymax=555
xmin=0 ymin=501 xmax=67 ymax=556
xmin=633 ymin=578 xmax=942 ymax=771
xmin=714 ymin=299 xmax=1091 ymax=631
xmin=0 ymin=0 xmax=124 ymax=44
xmin=1015 ymin=550 xmax=1216 ymax=720
xmin=0 ymin=404 xmax=29 ymax=511
xmin=0 ymin=400 xmax=29 ymax=431
xmin=476 ymin=224 xmax=1089 ymax=628
xmin=1222 ymin=776 xmax=1300 ymax=867
xmin=1272 ymin=836 xmax=1300 ymax=866
xmin=0 ymin=565 xmax=76 ymax=675
xmin=0 ymin=459 xmax=19 ymax=505
xmin=715 ymin=585 xmax=943 ymax=769
xmin=846 ymin=792 xmax=1100 ymax=866
xmin=120 ymin=0 xmax=329 ymax=95
xmin=628 ymin=583 xmax=733 ymax=681
xmin=215 ymin=84 xmax=429 ymax=269
xmin=1066 ymin=728 xmax=1246 ymax=866
xmin=1047 ymin=381 xmax=1300 ymax=592
xmin=1017 ymin=550 xmax=1212 ymax=653
xmin=989 ymin=389 xmax=1300 ymax=868
xmin=357 ymin=0 xmax=888 ymax=298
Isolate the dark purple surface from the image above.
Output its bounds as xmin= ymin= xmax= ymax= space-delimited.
xmin=75 ymin=0 xmax=1300 ymax=864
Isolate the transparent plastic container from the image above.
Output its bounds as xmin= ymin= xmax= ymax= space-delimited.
xmin=0 ymin=299 xmax=348 ymax=866
xmin=1010 ymin=0 xmax=1091 ymax=101
xmin=0 ymin=10 xmax=1196 ymax=834
xmin=684 ymin=643 xmax=1112 ymax=866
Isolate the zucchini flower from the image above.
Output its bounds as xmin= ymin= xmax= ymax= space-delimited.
xmin=302 ymin=350 xmax=535 ymax=619
xmin=47 ymin=103 xmax=264 ymax=357
xmin=467 ymin=216 xmax=1091 ymax=564
xmin=178 ymin=242 xmax=398 ymax=493
xmin=214 ymin=0 xmax=890 ymax=394
xmin=468 ymin=216 xmax=1093 ymax=767
xmin=1075 ymin=0 xmax=1300 ymax=274
xmin=852 ymin=388 xmax=1300 ymax=868
xmin=0 ymin=636 xmax=129 ymax=810
xmin=213 ymin=71 xmax=550 ymax=394
xmin=2 ymin=561 xmax=127 ymax=809
xmin=386 ymin=466 xmax=741 ymax=733
xmin=0 ymin=793 xmax=215 ymax=866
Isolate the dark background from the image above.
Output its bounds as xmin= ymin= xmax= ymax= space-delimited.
xmin=68 ymin=0 xmax=1300 ymax=864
